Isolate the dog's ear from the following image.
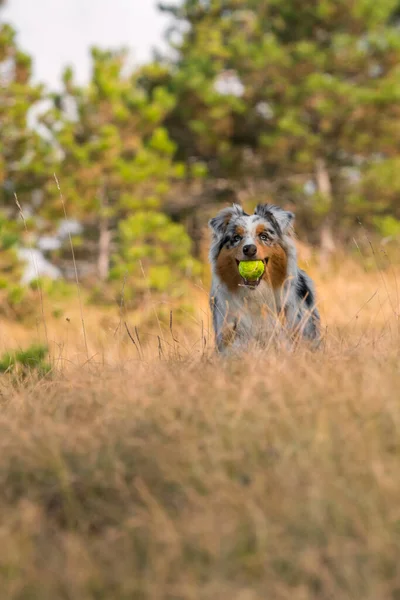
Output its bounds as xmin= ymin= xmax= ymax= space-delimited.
xmin=254 ymin=204 xmax=294 ymax=235
xmin=209 ymin=204 xmax=245 ymax=237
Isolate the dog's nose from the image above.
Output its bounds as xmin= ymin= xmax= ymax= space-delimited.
xmin=243 ymin=244 xmax=257 ymax=257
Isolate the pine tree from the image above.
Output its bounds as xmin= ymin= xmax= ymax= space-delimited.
xmin=0 ymin=22 xmax=50 ymax=215
xmin=41 ymin=48 xmax=199 ymax=296
xmin=0 ymin=17 xmax=52 ymax=313
xmin=159 ymin=0 xmax=400 ymax=255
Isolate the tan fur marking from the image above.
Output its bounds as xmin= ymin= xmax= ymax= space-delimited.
xmin=254 ymin=241 xmax=266 ymax=260
xmin=262 ymin=245 xmax=288 ymax=289
xmin=216 ymin=247 xmax=241 ymax=292
xmin=256 ymin=224 xmax=266 ymax=236
xmin=235 ymin=225 xmax=245 ymax=236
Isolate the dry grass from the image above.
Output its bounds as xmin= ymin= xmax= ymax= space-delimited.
xmin=1 ymin=257 xmax=400 ymax=599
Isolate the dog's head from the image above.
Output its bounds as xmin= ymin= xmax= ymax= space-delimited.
xmin=209 ymin=203 xmax=295 ymax=290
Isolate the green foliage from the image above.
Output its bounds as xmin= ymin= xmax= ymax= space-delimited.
xmin=0 ymin=24 xmax=52 ymax=213
xmin=0 ymin=213 xmax=21 ymax=273
xmin=2 ymin=0 xmax=400 ymax=312
xmin=373 ymin=215 xmax=400 ymax=239
xmin=0 ymin=211 xmax=35 ymax=319
xmin=29 ymin=277 xmax=74 ymax=300
xmin=40 ymin=48 xmax=186 ymax=283
xmin=352 ymin=157 xmax=400 ymax=230
xmin=111 ymin=211 xmax=201 ymax=302
xmin=0 ymin=344 xmax=51 ymax=377
xmin=159 ymin=0 xmax=400 ymax=241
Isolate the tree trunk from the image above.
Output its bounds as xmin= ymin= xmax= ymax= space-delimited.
xmin=97 ymin=186 xmax=111 ymax=281
xmin=315 ymin=158 xmax=336 ymax=267
xmin=98 ymin=216 xmax=111 ymax=281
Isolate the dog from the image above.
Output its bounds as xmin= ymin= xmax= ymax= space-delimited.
xmin=209 ymin=203 xmax=320 ymax=353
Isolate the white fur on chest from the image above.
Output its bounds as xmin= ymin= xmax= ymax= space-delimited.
xmin=214 ymin=277 xmax=284 ymax=341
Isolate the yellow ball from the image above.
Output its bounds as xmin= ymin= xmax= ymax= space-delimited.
xmin=238 ymin=260 xmax=265 ymax=280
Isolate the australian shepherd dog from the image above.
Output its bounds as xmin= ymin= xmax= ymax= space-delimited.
xmin=209 ymin=203 xmax=320 ymax=353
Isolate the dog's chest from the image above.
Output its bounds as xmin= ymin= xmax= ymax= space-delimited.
xmin=227 ymin=281 xmax=282 ymax=337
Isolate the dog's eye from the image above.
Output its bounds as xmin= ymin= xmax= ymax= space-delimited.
xmin=259 ymin=233 xmax=270 ymax=242
xmin=233 ymin=235 xmax=242 ymax=243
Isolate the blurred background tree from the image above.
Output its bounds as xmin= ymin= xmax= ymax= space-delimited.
xmin=0 ymin=8 xmax=52 ymax=317
xmin=158 ymin=0 xmax=400 ymax=260
xmin=1 ymin=0 xmax=400 ymax=317
xmin=0 ymin=211 xmax=34 ymax=319
xmin=39 ymin=47 xmax=199 ymax=301
xmin=0 ymin=20 xmax=51 ymax=215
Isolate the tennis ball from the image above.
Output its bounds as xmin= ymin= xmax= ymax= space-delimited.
xmin=238 ymin=260 xmax=265 ymax=280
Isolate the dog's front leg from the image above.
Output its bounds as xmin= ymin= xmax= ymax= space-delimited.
xmin=217 ymin=319 xmax=238 ymax=353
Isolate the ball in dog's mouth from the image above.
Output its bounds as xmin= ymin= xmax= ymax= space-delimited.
xmin=236 ymin=259 xmax=268 ymax=289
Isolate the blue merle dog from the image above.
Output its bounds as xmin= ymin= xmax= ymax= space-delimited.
xmin=209 ymin=203 xmax=320 ymax=353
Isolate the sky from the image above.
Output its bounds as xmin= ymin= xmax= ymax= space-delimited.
xmin=2 ymin=0 xmax=174 ymax=89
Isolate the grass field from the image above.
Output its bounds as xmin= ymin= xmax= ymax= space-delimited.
xmin=1 ymin=254 xmax=400 ymax=599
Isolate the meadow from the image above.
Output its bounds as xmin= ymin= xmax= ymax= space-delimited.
xmin=3 ymin=0 xmax=400 ymax=595
xmin=0 ymin=245 xmax=400 ymax=600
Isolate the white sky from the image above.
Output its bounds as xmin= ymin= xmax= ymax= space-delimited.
xmin=2 ymin=0 xmax=174 ymax=89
